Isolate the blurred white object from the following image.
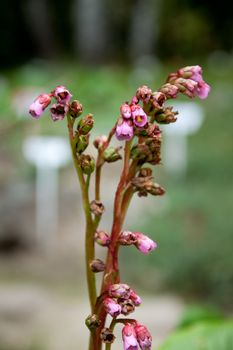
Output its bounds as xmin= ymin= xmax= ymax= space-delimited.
xmin=162 ymin=102 xmax=204 ymax=177
xmin=23 ymin=136 xmax=71 ymax=245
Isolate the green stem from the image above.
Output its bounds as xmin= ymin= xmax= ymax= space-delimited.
xmin=67 ymin=115 xmax=97 ymax=313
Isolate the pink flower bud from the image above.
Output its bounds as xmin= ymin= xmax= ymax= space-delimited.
xmin=53 ymin=85 xmax=72 ymax=103
xmin=94 ymin=230 xmax=110 ymax=247
xmin=103 ymin=298 xmax=121 ymax=317
xmin=130 ymin=105 xmax=148 ymax=127
xmin=134 ymin=324 xmax=152 ymax=350
xmin=116 ymin=118 xmax=134 ymax=141
xmin=120 ymin=103 xmax=132 ymax=119
xmin=134 ymin=232 xmax=157 ymax=254
xmin=50 ymin=103 xmax=68 ymax=121
xmin=179 ymin=65 xmax=203 ymax=82
xmin=29 ymin=93 xmax=51 ymax=118
xmin=122 ymin=324 xmax=138 ymax=350
xmin=93 ymin=135 xmax=108 ymax=150
xmin=109 ymin=283 xmax=131 ymax=299
xmin=130 ymin=289 xmax=142 ymax=306
xmin=196 ymin=80 xmax=211 ymax=99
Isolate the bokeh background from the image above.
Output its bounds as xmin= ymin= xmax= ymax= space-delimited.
xmin=0 ymin=0 xmax=233 ymax=349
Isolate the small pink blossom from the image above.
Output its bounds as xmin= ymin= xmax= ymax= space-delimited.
xmin=130 ymin=289 xmax=142 ymax=306
xmin=135 ymin=324 xmax=152 ymax=350
xmin=134 ymin=232 xmax=157 ymax=254
xmin=109 ymin=283 xmax=131 ymax=299
xmin=130 ymin=105 xmax=148 ymax=127
xmin=116 ymin=118 xmax=134 ymax=141
xmin=196 ymin=81 xmax=211 ymax=99
xmin=122 ymin=324 xmax=138 ymax=350
xmin=120 ymin=103 xmax=132 ymax=119
xmin=50 ymin=103 xmax=68 ymax=121
xmin=53 ymin=85 xmax=72 ymax=103
xmin=103 ymin=297 xmax=121 ymax=318
xmin=29 ymin=93 xmax=51 ymax=118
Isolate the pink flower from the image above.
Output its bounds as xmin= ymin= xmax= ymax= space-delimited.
xmin=120 ymin=103 xmax=132 ymax=119
xmin=131 ymin=105 xmax=148 ymax=127
xmin=116 ymin=118 xmax=134 ymax=141
xmin=103 ymin=298 xmax=121 ymax=318
xmin=53 ymin=85 xmax=72 ymax=103
xmin=135 ymin=324 xmax=152 ymax=350
xmin=178 ymin=66 xmax=210 ymax=99
xmin=29 ymin=93 xmax=51 ymax=118
xmin=122 ymin=324 xmax=138 ymax=350
xmin=134 ymin=232 xmax=157 ymax=254
xmin=94 ymin=230 xmax=110 ymax=247
xmin=130 ymin=289 xmax=142 ymax=306
xmin=50 ymin=103 xmax=69 ymax=121
xmin=109 ymin=283 xmax=131 ymax=299
xmin=196 ymin=81 xmax=211 ymax=99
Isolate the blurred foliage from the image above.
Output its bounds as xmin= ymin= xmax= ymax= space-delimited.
xmin=159 ymin=320 xmax=233 ymax=350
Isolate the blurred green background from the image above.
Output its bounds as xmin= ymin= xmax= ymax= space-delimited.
xmin=0 ymin=0 xmax=233 ymax=349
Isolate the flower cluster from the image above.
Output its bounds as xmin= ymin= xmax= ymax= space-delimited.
xmin=116 ymin=103 xmax=148 ymax=141
xmin=103 ymin=283 xmax=141 ymax=318
xmin=122 ymin=323 xmax=152 ymax=350
xmin=115 ymin=65 xmax=210 ymax=141
xmin=29 ymin=85 xmax=78 ymax=121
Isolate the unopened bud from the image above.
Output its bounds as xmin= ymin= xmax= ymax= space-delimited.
xmin=136 ymin=85 xmax=152 ymax=103
xmin=79 ymin=154 xmax=95 ymax=175
xmin=148 ymin=183 xmax=165 ymax=196
xmin=100 ymin=328 xmax=115 ymax=344
xmin=90 ymin=259 xmax=105 ymax=272
xmin=69 ymin=100 xmax=83 ymax=118
xmin=85 ymin=314 xmax=101 ymax=330
xmin=94 ymin=230 xmax=110 ymax=247
xmin=77 ymin=114 xmax=94 ymax=135
xmin=93 ymin=135 xmax=108 ymax=150
xmin=119 ymin=231 xmax=137 ymax=245
xmin=76 ymin=134 xmax=89 ymax=153
xmin=90 ymin=200 xmax=105 ymax=216
xmin=103 ymin=147 xmax=122 ymax=163
xmin=155 ymin=107 xmax=178 ymax=124
xmin=159 ymin=83 xmax=178 ymax=98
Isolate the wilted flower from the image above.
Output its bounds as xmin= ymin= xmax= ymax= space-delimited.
xmin=85 ymin=314 xmax=100 ymax=330
xmin=109 ymin=283 xmax=131 ymax=299
xmin=103 ymin=297 xmax=121 ymax=317
xmin=136 ymin=85 xmax=152 ymax=103
xmin=134 ymin=232 xmax=157 ymax=254
xmin=116 ymin=118 xmax=134 ymax=141
xmin=100 ymin=328 xmax=116 ymax=344
xmin=29 ymin=93 xmax=51 ymax=118
xmin=90 ymin=200 xmax=105 ymax=216
xmin=119 ymin=299 xmax=135 ymax=315
xmin=119 ymin=231 xmax=137 ymax=245
xmin=50 ymin=103 xmax=68 ymax=121
xmin=69 ymin=100 xmax=83 ymax=118
xmin=122 ymin=323 xmax=138 ymax=350
xmin=53 ymin=85 xmax=72 ymax=103
xmin=134 ymin=324 xmax=152 ymax=350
